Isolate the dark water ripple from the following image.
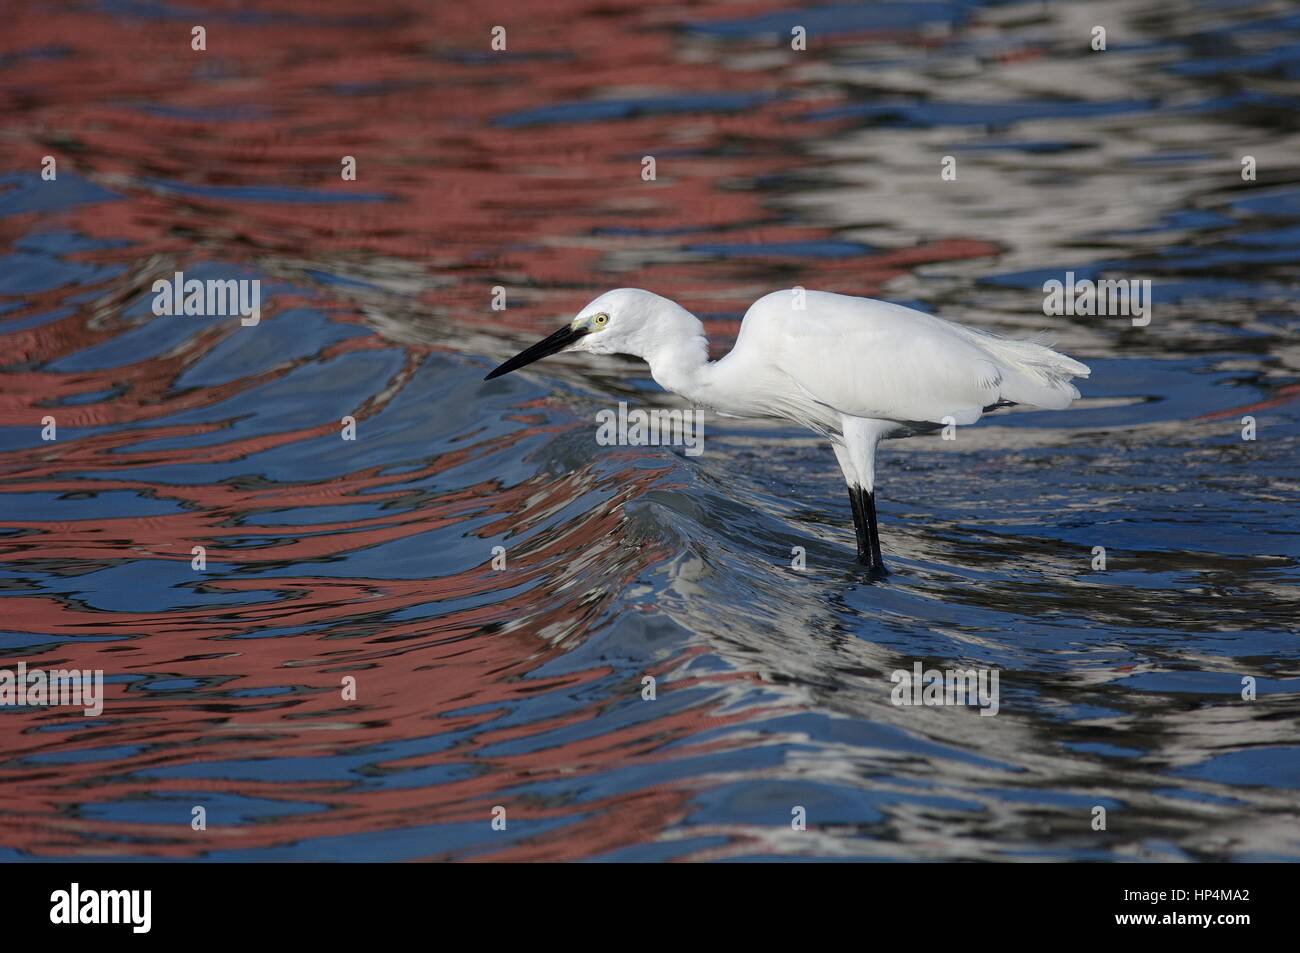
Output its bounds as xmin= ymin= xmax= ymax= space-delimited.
xmin=0 ymin=0 xmax=1297 ymax=861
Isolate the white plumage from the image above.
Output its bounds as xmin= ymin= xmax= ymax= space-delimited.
xmin=485 ymin=287 xmax=1090 ymax=570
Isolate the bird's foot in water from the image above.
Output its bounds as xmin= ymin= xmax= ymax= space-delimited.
xmin=854 ymin=552 xmax=889 ymax=580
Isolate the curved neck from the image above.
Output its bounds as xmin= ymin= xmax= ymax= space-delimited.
xmin=637 ymin=307 xmax=713 ymax=404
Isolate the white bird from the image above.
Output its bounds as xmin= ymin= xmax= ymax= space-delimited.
xmin=485 ymin=288 xmax=1090 ymax=572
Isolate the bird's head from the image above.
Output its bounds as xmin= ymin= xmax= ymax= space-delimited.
xmin=483 ymin=289 xmax=694 ymax=380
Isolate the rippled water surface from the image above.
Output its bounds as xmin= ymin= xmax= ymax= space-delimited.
xmin=1 ymin=0 xmax=1298 ymax=861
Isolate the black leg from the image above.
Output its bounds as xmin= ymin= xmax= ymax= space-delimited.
xmin=860 ymin=487 xmax=884 ymax=571
xmin=847 ymin=486 xmax=868 ymax=563
xmin=847 ymin=486 xmax=886 ymax=572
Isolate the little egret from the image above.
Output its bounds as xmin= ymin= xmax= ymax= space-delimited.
xmin=485 ymin=289 xmax=1090 ymax=572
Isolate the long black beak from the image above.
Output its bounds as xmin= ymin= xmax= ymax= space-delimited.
xmin=483 ymin=325 xmax=589 ymax=380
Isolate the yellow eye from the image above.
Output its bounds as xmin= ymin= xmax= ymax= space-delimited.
xmin=593 ymin=312 xmax=609 ymax=327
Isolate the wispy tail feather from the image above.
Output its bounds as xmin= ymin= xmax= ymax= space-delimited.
xmin=957 ymin=326 xmax=1091 ymax=410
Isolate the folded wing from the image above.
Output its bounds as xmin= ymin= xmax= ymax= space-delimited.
xmin=742 ymin=290 xmax=1089 ymax=425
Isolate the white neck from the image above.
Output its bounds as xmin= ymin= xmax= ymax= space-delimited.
xmin=637 ymin=306 xmax=714 ymax=405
